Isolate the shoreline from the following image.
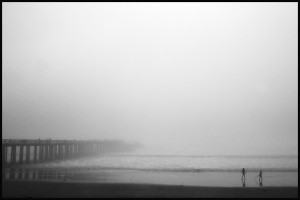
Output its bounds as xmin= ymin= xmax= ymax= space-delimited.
xmin=2 ymin=168 xmax=298 ymax=188
xmin=2 ymin=180 xmax=298 ymax=198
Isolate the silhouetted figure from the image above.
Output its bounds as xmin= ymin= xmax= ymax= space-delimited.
xmin=258 ymin=170 xmax=264 ymax=189
xmin=241 ymin=168 xmax=246 ymax=179
xmin=258 ymin=170 xmax=263 ymax=182
xmin=241 ymin=168 xmax=246 ymax=187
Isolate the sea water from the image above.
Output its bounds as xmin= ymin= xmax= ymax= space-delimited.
xmin=24 ymin=154 xmax=298 ymax=172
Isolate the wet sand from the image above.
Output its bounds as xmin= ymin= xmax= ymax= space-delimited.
xmin=2 ymin=180 xmax=298 ymax=198
xmin=3 ymin=167 xmax=298 ymax=187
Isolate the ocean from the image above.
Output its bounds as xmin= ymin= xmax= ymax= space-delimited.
xmin=21 ymin=154 xmax=298 ymax=172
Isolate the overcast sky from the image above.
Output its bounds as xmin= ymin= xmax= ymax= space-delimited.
xmin=2 ymin=3 xmax=298 ymax=155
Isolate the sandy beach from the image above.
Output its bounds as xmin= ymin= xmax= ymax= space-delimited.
xmin=2 ymin=180 xmax=298 ymax=198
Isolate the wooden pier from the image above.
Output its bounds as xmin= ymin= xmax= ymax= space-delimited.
xmin=2 ymin=139 xmax=108 ymax=166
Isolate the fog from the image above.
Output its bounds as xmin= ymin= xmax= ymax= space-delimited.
xmin=2 ymin=3 xmax=298 ymax=155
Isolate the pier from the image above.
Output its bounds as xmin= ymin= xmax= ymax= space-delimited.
xmin=2 ymin=139 xmax=117 ymax=166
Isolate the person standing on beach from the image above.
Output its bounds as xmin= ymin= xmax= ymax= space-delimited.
xmin=258 ymin=170 xmax=265 ymax=190
xmin=241 ymin=168 xmax=246 ymax=187
xmin=258 ymin=170 xmax=263 ymax=182
xmin=242 ymin=168 xmax=246 ymax=179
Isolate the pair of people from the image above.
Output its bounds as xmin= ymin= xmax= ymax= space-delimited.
xmin=242 ymin=168 xmax=263 ymax=181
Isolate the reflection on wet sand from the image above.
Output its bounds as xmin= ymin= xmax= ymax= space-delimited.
xmin=4 ymin=168 xmax=74 ymax=181
xmin=242 ymin=175 xmax=246 ymax=187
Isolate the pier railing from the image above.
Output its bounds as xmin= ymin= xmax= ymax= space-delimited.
xmin=2 ymin=139 xmax=129 ymax=166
